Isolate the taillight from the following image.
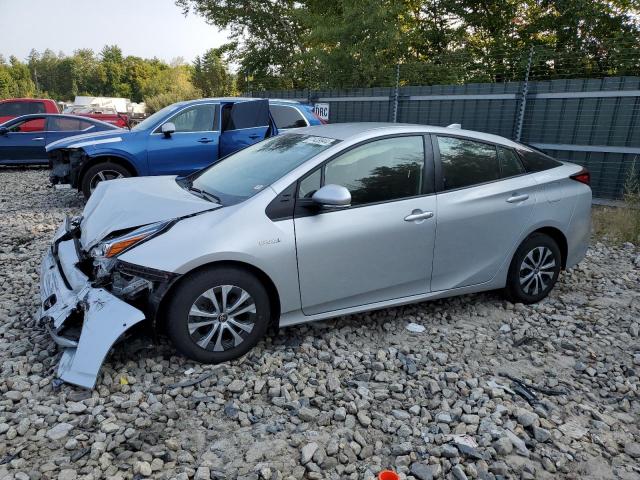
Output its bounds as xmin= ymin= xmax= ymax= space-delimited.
xmin=570 ymin=168 xmax=590 ymax=186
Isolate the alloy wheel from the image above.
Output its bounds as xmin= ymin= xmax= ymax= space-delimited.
xmin=519 ymin=246 xmax=556 ymax=296
xmin=187 ymin=285 xmax=256 ymax=351
xmin=89 ymin=170 xmax=125 ymax=193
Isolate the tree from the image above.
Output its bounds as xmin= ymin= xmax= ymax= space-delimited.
xmin=192 ymin=48 xmax=234 ymax=96
xmin=143 ymin=65 xmax=202 ymax=112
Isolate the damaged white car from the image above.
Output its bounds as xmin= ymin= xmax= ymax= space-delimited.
xmin=38 ymin=124 xmax=591 ymax=388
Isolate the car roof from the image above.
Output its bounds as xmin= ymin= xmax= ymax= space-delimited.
xmin=290 ymin=122 xmax=526 ymax=149
xmin=177 ymin=97 xmax=304 ymax=106
xmin=1 ymin=113 xmax=118 ymax=128
xmin=0 ymin=98 xmax=53 ymax=103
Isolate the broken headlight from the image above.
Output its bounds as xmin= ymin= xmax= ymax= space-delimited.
xmin=90 ymin=220 xmax=173 ymax=259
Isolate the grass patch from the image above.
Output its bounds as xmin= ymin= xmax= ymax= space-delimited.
xmin=592 ymin=161 xmax=640 ymax=245
xmin=592 ymin=205 xmax=640 ymax=244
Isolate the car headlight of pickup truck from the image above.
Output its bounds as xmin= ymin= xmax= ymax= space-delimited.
xmin=91 ymin=220 xmax=173 ymax=258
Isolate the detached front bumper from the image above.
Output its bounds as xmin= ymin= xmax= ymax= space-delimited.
xmin=38 ymin=222 xmax=146 ymax=388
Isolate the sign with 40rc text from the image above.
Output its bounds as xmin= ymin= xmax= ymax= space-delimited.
xmin=313 ymin=103 xmax=329 ymax=122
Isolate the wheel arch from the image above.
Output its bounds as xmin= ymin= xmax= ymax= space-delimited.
xmin=530 ymin=226 xmax=568 ymax=269
xmin=78 ymin=154 xmax=138 ymax=186
xmin=155 ymin=260 xmax=282 ymax=331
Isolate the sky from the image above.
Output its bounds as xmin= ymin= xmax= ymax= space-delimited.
xmin=0 ymin=0 xmax=230 ymax=63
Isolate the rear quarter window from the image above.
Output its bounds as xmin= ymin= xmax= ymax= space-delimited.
xmin=517 ymin=149 xmax=562 ymax=172
xmin=270 ymin=105 xmax=308 ymax=129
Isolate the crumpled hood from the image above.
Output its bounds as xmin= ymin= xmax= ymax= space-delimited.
xmin=46 ymin=129 xmax=132 ymax=152
xmin=80 ymin=176 xmax=219 ymax=249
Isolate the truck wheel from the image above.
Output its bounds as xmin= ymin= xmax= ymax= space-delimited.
xmin=165 ymin=266 xmax=271 ymax=364
xmin=81 ymin=162 xmax=130 ymax=199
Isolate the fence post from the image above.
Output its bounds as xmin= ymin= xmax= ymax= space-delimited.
xmin=392 ymin=63 xmax=400 ymax=123
xmin=515 ymin=46 xmax=534 ymax=141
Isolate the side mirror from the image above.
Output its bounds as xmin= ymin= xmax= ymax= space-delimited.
xmin=312 ymin=184 xmax=351 ymax=209
xmin=0 ymin=126 xmax=8 ymax=136
xmin=161 ymin=122 xmax=176 ymax=137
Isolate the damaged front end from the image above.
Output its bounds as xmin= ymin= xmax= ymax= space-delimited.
xmin=49 ymin=149 xmax=88 ymax=187
xmin=38 ymin=217 xmax=178 ymax=389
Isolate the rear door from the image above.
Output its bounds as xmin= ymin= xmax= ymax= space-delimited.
xmin=0 ymin=117 xmax=48 ymax=164
xmin=219 ymin=100 xmax=273 ymax=157
xmin=147 ymin=103 xmax=220 ymax=175
xmin=430 ymin=135 xmax=537 ymax=291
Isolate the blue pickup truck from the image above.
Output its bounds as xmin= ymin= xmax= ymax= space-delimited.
xmin=47 ymin=98 xmax=322 ymax=198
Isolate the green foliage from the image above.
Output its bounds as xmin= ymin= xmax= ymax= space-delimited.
xmin=143 ymin=65 xmax=202 ymax=113
xmin=1 ymin=47 xmax=232 ymax=108
xmin=192 ymin=48 xmax=235 ymax=96
xmin=177 ymin=0 xmax=640 ymax=89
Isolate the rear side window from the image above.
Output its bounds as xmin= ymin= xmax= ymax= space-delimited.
xmin=497 ymin=146 xmax=525 ymax=178
xmin=270 ymin=105 xmax=308 ymax=129
xmin=48 ymin=117 xmax=93 ymax=131
xmin=517 ymin=148 xmax=561 ymax=172
xmin=437 ymin=136 xmax=499 ymax=190
xmin=0 ymin=101 xmax=44 ymax=116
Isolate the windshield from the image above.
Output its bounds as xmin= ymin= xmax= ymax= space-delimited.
xmin=189 ymin=133 xmax=340 ymax=205
xmin=132 ymin=103 xmax=180 ymax=131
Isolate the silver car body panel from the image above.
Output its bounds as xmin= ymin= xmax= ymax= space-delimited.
xmin=82 ymin=175 xmax=217 ymax=249
xmin=38 ymin=123 xmax=592 ymax=386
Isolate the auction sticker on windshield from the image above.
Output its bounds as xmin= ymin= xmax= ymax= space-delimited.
xmin=302 ymin=136 xmax=336 ymax=146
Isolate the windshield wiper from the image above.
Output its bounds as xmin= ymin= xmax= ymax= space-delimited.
xmin=188 ymin=185 xmax=222 ymax=204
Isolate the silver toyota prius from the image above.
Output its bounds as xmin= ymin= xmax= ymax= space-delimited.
xmin=38 ymin=123 xmax=592 ymax=388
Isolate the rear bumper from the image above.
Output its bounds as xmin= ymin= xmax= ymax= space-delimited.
xmin=565 ymin=188 xmax=592 ymax=269
xmin=37 ymin=222 xmax=145 ymax=388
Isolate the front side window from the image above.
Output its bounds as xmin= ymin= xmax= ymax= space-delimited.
xmin=190 ymin=133 xmax=339 ymax=206
xmin=162 ymin=104 xmax=218 ymax=133
xmin=8 ymin=118 xmax=45 ymax=132
xmin=322 ymin=136 xmax=425 ymax=206
xmin=437 ymin=136 xmax=499 ymax=190
xmin=270 ymin=105 xmax=308 ymax=129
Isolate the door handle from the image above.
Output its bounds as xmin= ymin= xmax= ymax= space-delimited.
xmin=248 ymin=134 xmax=261 ymax=139
xmin=197 ymin=138 xmax=213 ymax=143
xmin=506 ymin=193 xmax=529 ymax=203
xmin=32 ymin=137 xmax=44 ymax=141
xmin=404 ymin=211 xmax=434 ymax=222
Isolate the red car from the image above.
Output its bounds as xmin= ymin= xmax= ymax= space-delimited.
xmin=0 ymin=98 xmax=59 ymax=130
xmin=64 ymin=105 xmax=129 ymax=129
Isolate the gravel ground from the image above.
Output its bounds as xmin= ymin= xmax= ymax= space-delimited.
xmin=1 ymin=167 xmax=639 ymax=480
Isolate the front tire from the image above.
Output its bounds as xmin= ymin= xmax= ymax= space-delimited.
xmin=165 ymin=266 xmax=271 ymax=364
xmin=81 ymin=162 xmax=131 ymax=199
xmin=504 ymin=233 xmax=562 ymax=304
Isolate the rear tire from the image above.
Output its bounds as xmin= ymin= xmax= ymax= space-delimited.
xmin=81 ymin=162 xmax=131 ymax=199
xmin=504 ymin=233 xmax=562 ymax=304
xmin=165 ymin=266 xmax=271 ymax=364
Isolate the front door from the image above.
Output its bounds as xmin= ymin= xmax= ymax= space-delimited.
xmin=219 ymin=100 xmax=272 ymax=157
xmin=293 ymin=135 xmax=437 ymax=315
xmin=147 ymin=103 xmax=220 ymax=176
xmin=0 ymin=117 xmax=47 ymax=164
xmin=430 ymin=136 xmax=537 ymax=291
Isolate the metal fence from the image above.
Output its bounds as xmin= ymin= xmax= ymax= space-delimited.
xmin=251 ymin=76 xmax=640 ymax=200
